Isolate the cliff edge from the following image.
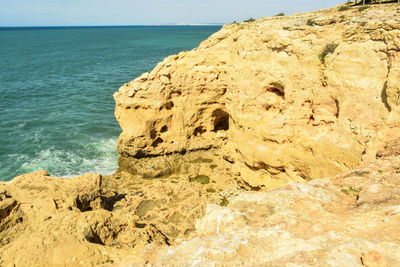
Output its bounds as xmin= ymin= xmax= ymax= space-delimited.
xmin=1 ymin=3 xmax=400 ymax=266
xmin=115 ymin=3 xmax=400 ymax=189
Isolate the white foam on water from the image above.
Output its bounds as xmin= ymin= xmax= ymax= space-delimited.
xmin=19 ymin=138 xmax=118 ymax=178
xmin=79 ymin=138 xmax=119 ymax=176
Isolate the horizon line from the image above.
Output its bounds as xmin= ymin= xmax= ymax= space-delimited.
xmin=0 ymin=24 xmax=225 ymax=28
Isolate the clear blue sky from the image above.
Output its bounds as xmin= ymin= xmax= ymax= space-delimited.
xmin=0 ymin=0 xmax=345 ymax=26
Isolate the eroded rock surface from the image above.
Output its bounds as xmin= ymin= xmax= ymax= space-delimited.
xmin=0 ymin=150 xmax=241 ymax=266
xmin=2 ymin=3 xmax=400 ymax=267
xmin=141 ymin=140 xmax=400 ymax=267
xmin=2 ymin=141 xmax=400 ymax=266
xmin=115 ymin=3 xmax=400 ymax=189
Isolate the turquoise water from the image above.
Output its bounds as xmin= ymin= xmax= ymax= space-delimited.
xmin=0 ymin=26 xmax=221 ymax=181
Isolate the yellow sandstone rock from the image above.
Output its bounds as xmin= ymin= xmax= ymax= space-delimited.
xmin=2 ymin=3 xmax=400 ymax=267
xmin=145 ymin=143 xmax=400 ymax=266
xmin=114 ymin=3 xmax=400 ymax=189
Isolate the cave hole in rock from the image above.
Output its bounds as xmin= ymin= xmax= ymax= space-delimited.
xmin=267 ymin=82 xmax=285 ymax=99
xmin=102 ymin=193 xmax=127 ymax=211
xmin=152 ymin=137 xmax=164 ymax=147
xmin=86 ymin=230 xmax=105 ymax=245
xmin=264 ymin=104 xmax=273 ymax=111
xmin=135 ymin=222 xmax=147 ymax=228
xmin=212 ymin=109 xmax=230 ymax=132
xmin=150 ymin=129 xmax=157 ymax=139
xmin=309 ymin=114 xmax=315 ymax=124
xmin=194 ymin=126 xmax=206 ymax=136
xmin=160 ymin=125 xmax=168 ymax=133
xmin=165 ymin=101 xmax=174 ymax=110
xmin=75 ymin=197 xmax=93 ymax=212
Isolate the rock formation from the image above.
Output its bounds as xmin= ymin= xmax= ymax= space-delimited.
xmin=1 ymin=3 xmax=400 ymax=266
xmin=1 ymin=141 xmax=400 ymax=266
xmin=0 ymin=151 xmax=242 ymax=266
xmin=144 ymin=140 xmax=400 ymax=266
xmin=115 ymin=3 xmax=400 ymax=189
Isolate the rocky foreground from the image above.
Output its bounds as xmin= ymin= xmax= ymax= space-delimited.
xmin=1 ymin=141 xmax=400 ymax=266
xmin=1 ymin=3 xmax=400 ymax=266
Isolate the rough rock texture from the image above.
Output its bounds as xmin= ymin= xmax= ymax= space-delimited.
xmin=0 ymin=150 xmax=242 ymax=266
xmin=141 ymin=140 xmax=400 ymax=266
xmin=114 ymin=3 xmax=400 ymax=189
xmin=2 ymin=141 xmax=400 ymax=266
xmin=2 ymin=3 xmax=400 ymax=267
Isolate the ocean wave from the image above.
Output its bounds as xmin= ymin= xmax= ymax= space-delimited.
xmin=17 ymin=138 xmax=118 ymax=178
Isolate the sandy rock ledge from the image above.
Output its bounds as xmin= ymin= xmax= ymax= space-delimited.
xmin=2 ymin=3 xmax=400 ymax=267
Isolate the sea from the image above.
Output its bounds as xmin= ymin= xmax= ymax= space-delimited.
xmin=0 ymin=26 xmax=221 ymax=181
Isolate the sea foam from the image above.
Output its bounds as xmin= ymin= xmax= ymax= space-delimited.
xmin=18 ymin=138 xmax=118 ymax=178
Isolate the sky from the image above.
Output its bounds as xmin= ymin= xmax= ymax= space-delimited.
xmin=0 ymin=0 xmax=345 ymax=27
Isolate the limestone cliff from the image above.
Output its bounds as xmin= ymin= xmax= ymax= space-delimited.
xmin=144 ymin=140 xmax=400 ymax=266
xmin=115 ymin=3 xmax=400 ymax=189
xmin=1 ymin=3 xmax=400 ymax=267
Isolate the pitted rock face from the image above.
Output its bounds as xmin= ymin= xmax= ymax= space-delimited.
xmin=143 ymin=146 xmax=400 ymax=266
xmin=2 ymin=4 xmax=400 ymax=266
xmin=114 ymin=4 xmax=400 ymax=188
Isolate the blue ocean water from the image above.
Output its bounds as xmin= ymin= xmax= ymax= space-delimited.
xmin=0 ymin=26 xmax=221 ymax=181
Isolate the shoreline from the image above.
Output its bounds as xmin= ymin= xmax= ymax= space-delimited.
xmin=1 ymin=3 xmax=400 ymax=265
